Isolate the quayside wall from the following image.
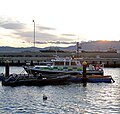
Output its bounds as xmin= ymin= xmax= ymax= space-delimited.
xmin=0 ymin=52 xmax=120 ymax=67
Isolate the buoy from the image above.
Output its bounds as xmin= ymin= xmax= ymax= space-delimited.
xmin=43 ymin=94 xmax=47 ymax=100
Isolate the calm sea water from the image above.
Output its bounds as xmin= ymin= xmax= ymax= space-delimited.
xmin=0 ymin=67 xmax=120 ymax=114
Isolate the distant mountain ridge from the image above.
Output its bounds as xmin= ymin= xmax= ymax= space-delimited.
xmin=0 ymin=41 xmax=120 ymax=52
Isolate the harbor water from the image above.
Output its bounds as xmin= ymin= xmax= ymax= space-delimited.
xmin=0 ymin=67 xmax=120 ymax=114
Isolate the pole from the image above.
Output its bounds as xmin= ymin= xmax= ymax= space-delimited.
xmin=5 ymin=60 xmax=9 ymax=77
xmin=33 ymin=20 xmax=35 ymax=51
xmin=82 ymin=61 xmax=87 ymax=83
xmin=76 ymin=42 xmax=79 ymax=57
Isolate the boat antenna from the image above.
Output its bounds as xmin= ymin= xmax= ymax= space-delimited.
xmin=55 ymin=46 xmax=58 ymax=57
xmin=76 ymin=41 xmax=82 ymax=58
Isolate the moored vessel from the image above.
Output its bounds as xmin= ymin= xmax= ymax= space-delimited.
xmin=23 ymin=56 xmax=104 ymax=76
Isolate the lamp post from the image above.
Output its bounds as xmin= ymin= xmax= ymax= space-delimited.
xmin=33 ymin=20 xmax=35 ymax=51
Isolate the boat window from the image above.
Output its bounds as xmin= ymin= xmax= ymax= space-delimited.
xmin=66 ymin=62 xmax=69 ymax=66
xmin=71 ymin=62 xmax=76 ymax=66
xmin=54 ymin=62 xmax=64 ymax=66
xmin=73 ymin=67 xmax=77 ymax=69
xmin=53 ymin=66 xmax=58 ymax=69
xmin=63 ymin=66 xmax=68 ymax=69
xmin=35 ymin=67 xmax=40 ymax=69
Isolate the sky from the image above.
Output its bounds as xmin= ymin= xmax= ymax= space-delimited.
xmin=0 ymin=0 xmax=120 ymax=48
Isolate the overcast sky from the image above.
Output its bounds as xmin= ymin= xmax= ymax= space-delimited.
xmin=0 ymin=0 xmax=120 ymax=48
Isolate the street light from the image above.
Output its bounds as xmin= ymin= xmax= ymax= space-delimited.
xmin=33 ymin=20 xmax=35 ymax=51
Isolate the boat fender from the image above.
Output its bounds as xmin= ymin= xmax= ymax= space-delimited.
xmin=43 ymin=94 xmax=47 ymax=100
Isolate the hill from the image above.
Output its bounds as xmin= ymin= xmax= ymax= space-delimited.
xmin=0 ymin=41 xmax=120 ymax=52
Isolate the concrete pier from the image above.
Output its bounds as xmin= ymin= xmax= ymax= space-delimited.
xmin=0 ymin=51 xmax=120 ymax=67
xmin=0 ymin=57 xmax=119 ymax=67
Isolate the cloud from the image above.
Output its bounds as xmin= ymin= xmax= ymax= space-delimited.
xmin=35 ymin=41 xmax=47 ymax=44
xmin=36 ymin=32 xmax=58 ymax=40
xmin=0 ymin=17 xmax=26 ymax=30
xmin=0 ymin=22 xmax=26 ymax=30
xmin=48 ymin=41 xmax=75 ymax=44
xmin=14 ymin=30 xmax=70 ymax=42
xmin=15 ymin=31 xmax=57 ymax=39
xmin=15 ymin=31 xmax=33 ymax=38
xmin=37 ymin=26 xmax=56 ymax=31
xmin=0 ymin=17 xmax=55 ymax=31
xmin=35 ymin=41 xmax=76 ymax=45
xmin=0 ymin=16 xmax=76 ymax=44
xmin=61 ymin=34 xmax=76 ymax=36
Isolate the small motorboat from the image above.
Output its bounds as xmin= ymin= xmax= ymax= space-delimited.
xmin=2 ymin=74 xmax=70 ymax=86
xmin=68 ymin=75 xmax=115 ymax=83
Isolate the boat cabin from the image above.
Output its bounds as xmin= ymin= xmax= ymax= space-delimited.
xmin=51 ymin=57 xmax=82 ymax=67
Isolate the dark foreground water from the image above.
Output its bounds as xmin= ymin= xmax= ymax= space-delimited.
xmin=0 ymin=67 xmax=120 ymax=114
